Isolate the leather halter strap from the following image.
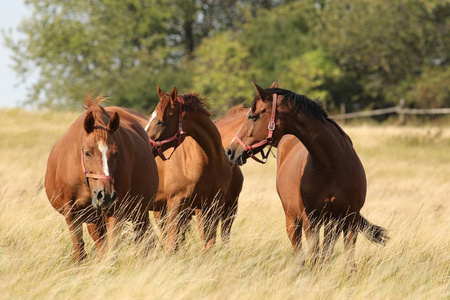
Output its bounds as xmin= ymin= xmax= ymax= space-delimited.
xmin=81 ymin=148 xmax=114 ymax=188
xmin=148 ymin=97 xmax=186 ymax=161
xmin=234 ymin=93 xmax=278 ymax=164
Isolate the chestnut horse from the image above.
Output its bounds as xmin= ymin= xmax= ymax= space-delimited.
xmin=45 ymin=96 xmax=159 ymax=262
xmin=142 ymin=86 xmax=235 ymax=251
xmin=227 ymin=82 xmax=388 ymax=271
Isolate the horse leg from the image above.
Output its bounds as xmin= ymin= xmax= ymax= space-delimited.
xmin=220 ymin=196 xmax=238 ymax=243
xmin=178 ymin=208 xmax=193 ymax=245
xmin=105 ymin=215 xmax=119 ymax=253
xmin=221 ymin=166 xmax=242 ymax=243
xmin=343 ymin=216 xmax=359 ymax=273
xmin=321 ymin=219 xmax=341 ymax=263
xmin=202 ymin=207 xmax=221 ymax=252
xmin=134 ymin=212 xmax=155 ymax=256
xmin=165 ymin=197 xmax=183 ymax=252
xmin=195 ymin=209 xmax=205 ymax=243
xmin=86 ymin=219 xmax=106 ymax=260
xmin=285 ymin=215 xmax=303 ymax=255
xmin=154 ymin=202 xmax=167 ymax=237
xmin=303 ymin=213 xmax=320 ymax=265
xmin=65 ymin=213 xmax=86 ymax=263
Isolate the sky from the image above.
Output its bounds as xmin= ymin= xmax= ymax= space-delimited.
xmin=0 ymin=0 xmax=31 ymax=108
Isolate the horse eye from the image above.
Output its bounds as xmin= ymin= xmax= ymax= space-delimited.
xmin=112 ymin=151 xmax=119 ymax=158
xmin=85 ymin=151 xmax=92 ymax=158
xmin=156 ymin=120 xmax=165 ymax=126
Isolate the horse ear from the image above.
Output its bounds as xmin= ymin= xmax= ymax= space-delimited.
xmin=84 ymin=111 xmax=95 ymax=133
xmin=170 ymin=86 xmax=178 ymax=103
xmin=252 ymin=81 xmax=268 ymax=101
xmin=156 ymin=85 xmax=165 ymax=100
xmin=270 ymin=81 xmax=278 ymax=88
xmin=107 ymin=112 xmax=120 ymax=133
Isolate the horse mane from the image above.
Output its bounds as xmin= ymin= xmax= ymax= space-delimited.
xmin=157 ymin=93 xmax=211 ymax=117
xmin=82 ymin=94 xmax=111 ymax=131
xmin=226 ymin=103 xmax=248 ymax=116
xmin=254 ymin=88 xmax=352 ymax=144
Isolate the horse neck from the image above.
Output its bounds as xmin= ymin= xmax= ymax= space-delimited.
xmin=183 ymin=112 xmax=225 ymax=163
xmin=283 ymin=112 xmax=349 ymax=168
xmin=216 ymin=109 xmax=248 ymax=147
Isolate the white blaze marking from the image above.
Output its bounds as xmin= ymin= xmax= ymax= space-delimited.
xmin=98 ymin=142 xmax=110 ymax=176
xmin=229 ymin=109 xmax=251 ymax=145
xmin=145 ymin=111 xmax=157 ymax=131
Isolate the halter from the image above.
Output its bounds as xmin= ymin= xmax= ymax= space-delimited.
xmin=234 ymin=93 xmax=278 ymax=164
xmin=80 ymin=148 xmax=115 ymax=188
xmin=149 ymin=97 xmax=186 ymax=161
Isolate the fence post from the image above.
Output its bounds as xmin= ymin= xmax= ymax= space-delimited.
xmin=399 ymin=98 xmax=406 ymax=126
xmin=340 ymin=103 xmax=346 ymax=125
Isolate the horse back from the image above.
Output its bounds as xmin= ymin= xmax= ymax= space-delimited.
xmin=106 ymin=106 xmax=149 ymax=143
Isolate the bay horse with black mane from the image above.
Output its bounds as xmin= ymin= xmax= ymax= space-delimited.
xmin=141 ymin=86 xmax=236 ymax=251
xmin=227 ymin=82 xmax=388 ymax=271
xmin=45 ymin=96 xmax=159 ymax=262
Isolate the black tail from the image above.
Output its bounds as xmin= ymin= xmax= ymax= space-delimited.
xmin=359 ymin=215 xmax=389 ymax=246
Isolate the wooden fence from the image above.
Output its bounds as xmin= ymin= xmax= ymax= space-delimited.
xmin=331 ymin=99 xmax=450 ymax=125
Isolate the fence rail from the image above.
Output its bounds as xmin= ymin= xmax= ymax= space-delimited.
xmin=331 ymin=99 xmax=450 ymax=124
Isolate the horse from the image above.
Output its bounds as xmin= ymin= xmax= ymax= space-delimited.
xmin=142 ymin=86 xmax=234 ymax=251
xmin=226 ymin=82 xmax=388 ymax=271
xmin=44 ymin=95 xmax=159 ymax=262
xmin=215 ymin=104 xmax=248 ymax=147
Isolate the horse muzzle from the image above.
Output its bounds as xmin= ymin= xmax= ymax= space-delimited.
xmin=92 ymin=189 xmax=118 ymax=210
xmin=226 ymin=148 xmax=248 ymax=166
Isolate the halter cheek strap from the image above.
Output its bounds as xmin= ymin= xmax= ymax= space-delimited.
xmin=81 ymin=148 xmax=115 ymax=188
xmin=234 ymin=93 xmax=278 ymax=164
xmin=148 ymin=97 xmax=186 ymax=161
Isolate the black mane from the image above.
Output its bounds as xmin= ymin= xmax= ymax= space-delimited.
xmin=253 ymin=88 xmax=351 ymax=144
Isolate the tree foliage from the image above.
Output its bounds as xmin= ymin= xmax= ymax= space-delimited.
xmin=4 ymin=0 xmax=449 ymax=114
xmin=191 ymin=32 xmax=255 ymax=115
xmin=313 ymin=0 xmax=450 ymax=109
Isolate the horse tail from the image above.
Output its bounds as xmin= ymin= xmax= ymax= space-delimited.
xmin=359 ymin=215 xmax=389 ymax=245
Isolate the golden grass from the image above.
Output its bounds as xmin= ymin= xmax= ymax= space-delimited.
xmin=0 ymin=109 xmax=449 ymax=299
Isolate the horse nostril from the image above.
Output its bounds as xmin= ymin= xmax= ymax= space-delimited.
xmin=226 ymin=148 xmax=234 ymax=160
xmin=97 ymin=190 xmax=103 ymax=200
xmin=111 ymin=191 xmax=117 ymax=202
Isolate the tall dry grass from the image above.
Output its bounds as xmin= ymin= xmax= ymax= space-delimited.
xmin=0 ymin=109 xmax=449 ymax=299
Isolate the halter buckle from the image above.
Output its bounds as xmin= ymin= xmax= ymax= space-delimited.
xmin=268 ymin=121 xmax=276 ymax=131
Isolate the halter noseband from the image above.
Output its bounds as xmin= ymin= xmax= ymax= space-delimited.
xmin=80 ymin=148 xmax=115 ymax=188
xmin=148 ymin=97 xmax=186 ymax=161
xmin=234 ymin=93 xmax=278 ymax=164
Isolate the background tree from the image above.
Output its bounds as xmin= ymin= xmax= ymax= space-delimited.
xmin=5 ymin=0 xmax=289 ymax=111
xmin=313 ymin=0 xmax=450 ymax=110
xmin=191 ymin=32 xmax=255 ymax=115
xmin=4 ymin=0 xmax=449 ymax=114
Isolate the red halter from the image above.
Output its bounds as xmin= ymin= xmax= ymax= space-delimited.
xmin=80 ymin=148 xmax=114 ymax=188
xmin=148 ymin=97 xmax=186 ymax=161
xmin=234 ymin=93 xmax=278 ymax=164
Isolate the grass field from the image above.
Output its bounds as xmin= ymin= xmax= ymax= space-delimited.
xmin=0 ymin=108 xmax=449 ymax=299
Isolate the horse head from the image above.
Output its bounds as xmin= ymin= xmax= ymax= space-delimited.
xmin=82 ymin=107 xmax=120 ymax=210
xmin=227 ymin=81 xmax=284 ymax=165
xmin=145 ymin=86 xmax=186 ymax=160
